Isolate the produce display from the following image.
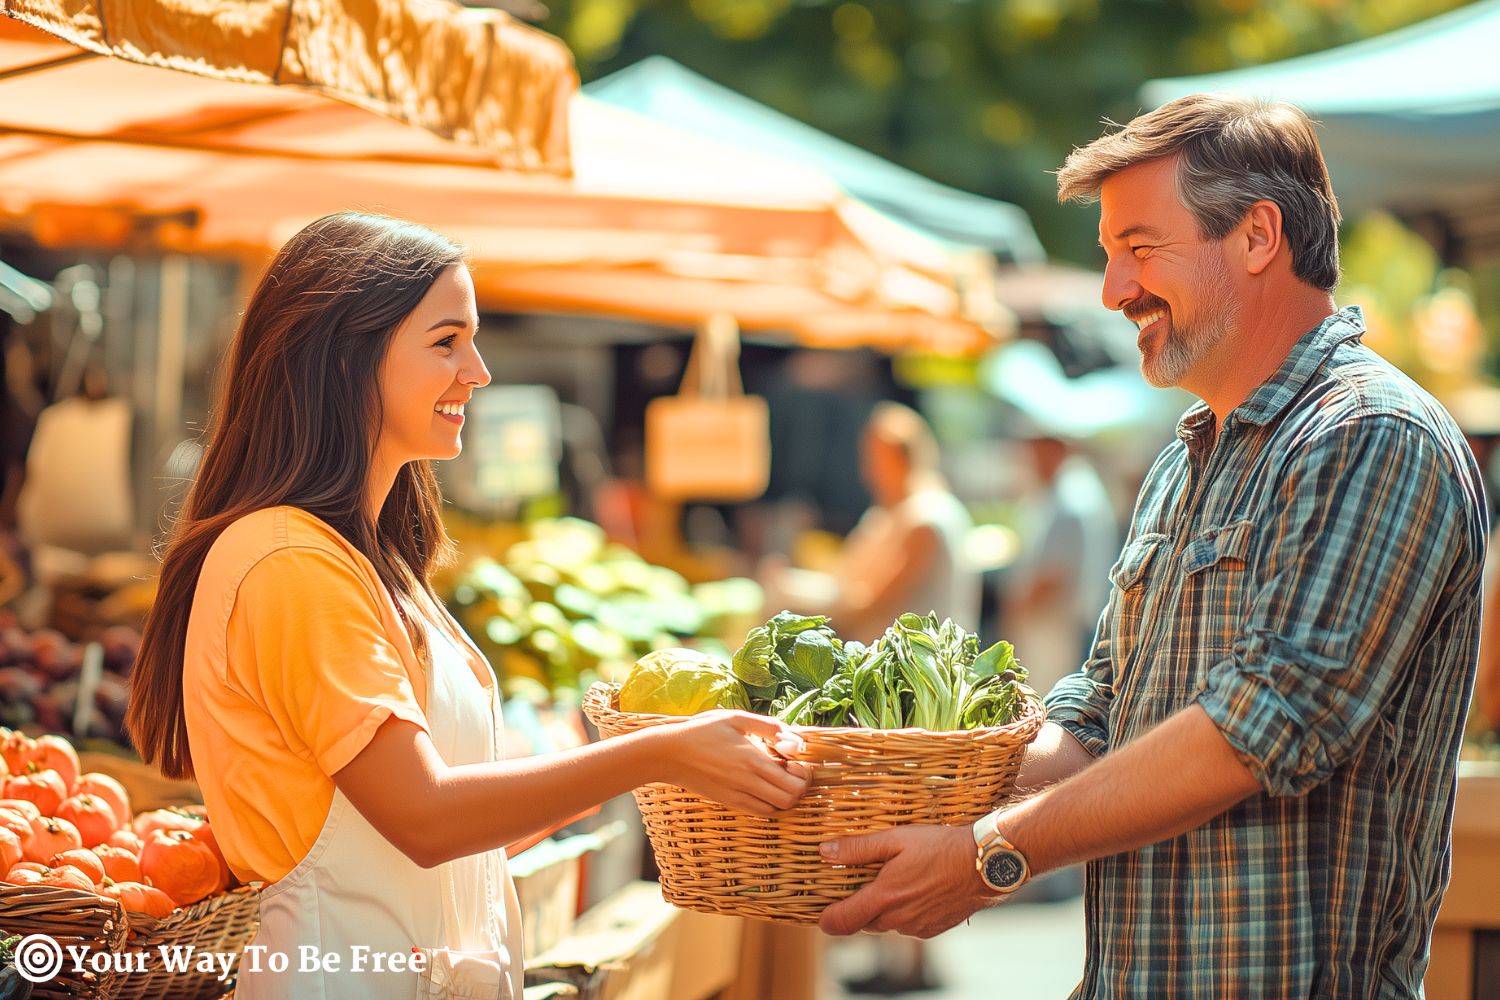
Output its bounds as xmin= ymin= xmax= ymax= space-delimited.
xmin=620 ymin=610 xmax=1034 ymax=731
xmin=0 ymin=728 xmax=235 ymax=917
xmin=0 ymin=609 xmax=137 ymax=743
xmin=442 ymin=517 xmax=763 ymax=698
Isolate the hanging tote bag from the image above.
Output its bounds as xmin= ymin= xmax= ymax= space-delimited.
xmin=645 ymin=313 xmax=771 ymax=502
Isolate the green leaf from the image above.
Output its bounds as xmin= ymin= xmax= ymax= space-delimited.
xmin=973 ymin=640 xmax=1016 ymax=678
xmin=786 ymin=630 xmax=838 ymax=690
xmin=730 ymin=626 xmax=778 ymax=687
xmin=776 ymin=687 xmax=821 ymax=725
xmin=767 ymin=610 xmax=829 ymax=635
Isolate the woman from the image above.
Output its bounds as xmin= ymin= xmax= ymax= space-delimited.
xmin=126 ymin=213 xmax=811 ymax=999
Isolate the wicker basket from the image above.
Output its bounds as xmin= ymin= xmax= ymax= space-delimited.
xmin=0 ymin=883 xmax=259 ymax=999
xmin=583 ymin=682 xmax=1045 ymax=924
xmin=0 ymin=883 xmax=127 ymax=999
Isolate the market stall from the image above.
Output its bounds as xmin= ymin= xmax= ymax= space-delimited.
xmin=586 ymin=55 xmax=1046 ymax=265
xmin=0 ymin=0 xmax=575 ymax=171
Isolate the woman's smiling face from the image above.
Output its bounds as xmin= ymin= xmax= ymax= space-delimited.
xmin=373 ymin=265 xmax=490 ymax=473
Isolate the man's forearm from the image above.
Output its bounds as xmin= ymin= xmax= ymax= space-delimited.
xmin=1013 ymin=722 xmax=1096 ymax=793
xmin=997 ymin=704 xmax=1263 ymax=876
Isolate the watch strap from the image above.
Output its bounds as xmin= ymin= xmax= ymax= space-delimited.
xmin=972 ymin=811 xmax=1002 ymax=850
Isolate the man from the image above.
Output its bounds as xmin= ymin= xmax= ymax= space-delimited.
xmin=817 ymin=94 xmax=1489 ymax=999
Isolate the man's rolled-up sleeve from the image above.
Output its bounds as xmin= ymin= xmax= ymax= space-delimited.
xmin=1044 ymin=604 xmax=1115 ymax=758
xmin=1195 ymin=417 xmax=1470 ymax=798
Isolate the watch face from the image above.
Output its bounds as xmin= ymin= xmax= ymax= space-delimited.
xmin=983 ymin=849 xmax=1026 ymax=891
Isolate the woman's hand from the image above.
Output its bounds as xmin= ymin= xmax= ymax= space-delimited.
xmin=655 ymin=710 xmax=814 ymax=817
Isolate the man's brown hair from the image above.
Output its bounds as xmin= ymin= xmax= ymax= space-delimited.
xmin=1057 ymin=94 xmax=1341 ymax=291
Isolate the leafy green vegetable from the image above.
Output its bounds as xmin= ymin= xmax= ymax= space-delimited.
xmin=786 ymin=630 xmax=838 ymax=690
xmin=776 ymin=688 xmax=822 ymax=725
xmin=730 ymin=626 xmax=777 ymax=687
xmin=730 ymin=610 xmax=1034 ymax=731
xmin=728 ymin=612 xmax=860 ymax=725
xmin=616 ymin=608 xmax=1033 ymax=732
xmin=973 ymin=639 xmax=1016 ymax=678
xmin=768 ymin=610 xmax=828 ymax=635
xmin=619 ymin=649 xmax=749 ymax=715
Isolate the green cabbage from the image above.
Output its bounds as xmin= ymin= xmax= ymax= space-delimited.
xmin=618 ymin=648 xmax=749 ymax=716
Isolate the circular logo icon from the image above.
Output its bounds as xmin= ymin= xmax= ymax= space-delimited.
xmin=12 ymin=933 xmax=64 ymax=983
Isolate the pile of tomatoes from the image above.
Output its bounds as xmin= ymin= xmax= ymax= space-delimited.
xmin=0 ymin=729 xmax=233 ymax=919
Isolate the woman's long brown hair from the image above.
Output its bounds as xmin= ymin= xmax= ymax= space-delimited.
xmin=127 ymin=213 xmax=465 ymax=779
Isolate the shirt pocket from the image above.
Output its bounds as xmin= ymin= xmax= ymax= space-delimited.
xmin=1103 ymin=532 xmax=1168 ymax=668
xmin=1177 ymin=518 xmax=1255 ymax=666
xmin=1107 ymin=532 xmax=1168 ymax=623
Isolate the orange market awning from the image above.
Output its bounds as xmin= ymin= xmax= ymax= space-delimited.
xmin=0 ymin=0 xmax=574 ymax=171
xmin=0 ymin=9 xmax=1000 ymax=354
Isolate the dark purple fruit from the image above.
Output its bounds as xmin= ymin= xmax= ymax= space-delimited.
xmin=0 ymin=667 xmax=42 ymax=703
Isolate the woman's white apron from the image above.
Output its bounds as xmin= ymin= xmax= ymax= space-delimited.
xmin=237 ymin=619 xmax=523 ymax=999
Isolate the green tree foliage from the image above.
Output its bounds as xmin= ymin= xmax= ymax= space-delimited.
xmin=543 ymin=0 xmax=1477 ymax=266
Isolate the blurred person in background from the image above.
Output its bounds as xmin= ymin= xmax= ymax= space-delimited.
xmin=763 ymin=401 xmax=979 ymax=644
xmin=1002 ymin=425 xmax=1117 ymax=698
xmin=996 ymin=424 xmax=1116 ymax=905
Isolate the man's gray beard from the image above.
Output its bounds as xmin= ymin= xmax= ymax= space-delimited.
xmin=1140 ymin=251 xmax=1237 ymax=389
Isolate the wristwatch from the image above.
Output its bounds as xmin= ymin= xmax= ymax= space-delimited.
xmin=973 ymin=812 xmax=1031 ymax=896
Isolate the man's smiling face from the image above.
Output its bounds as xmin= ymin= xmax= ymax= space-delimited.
xmin=1097 ymin=156 xmax=1240 ymax=390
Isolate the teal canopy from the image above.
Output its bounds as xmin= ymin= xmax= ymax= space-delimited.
xmin=586 ymin=57 xmax=1045 ymax=265
xmin=1142 ymin=0 xmax=1500 ymax=256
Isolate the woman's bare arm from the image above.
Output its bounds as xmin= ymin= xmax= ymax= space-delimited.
xmin=334 ymin=712 xmax=813 ymax=867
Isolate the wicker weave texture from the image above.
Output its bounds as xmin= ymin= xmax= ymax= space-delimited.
xmin=0 ymin=884 xmax=127 ymax=998
xmin=583 ymin=683 xmax=1044 ymax=925
xmin=110 ymin=885 xmax=260 ymax=1000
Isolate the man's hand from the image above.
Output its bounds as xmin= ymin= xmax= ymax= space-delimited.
xmin=817 ymin=825 xmax=998 ymax=938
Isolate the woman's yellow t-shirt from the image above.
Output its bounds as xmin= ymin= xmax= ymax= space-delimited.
xmin=181 ymin=506 xmax=434 ymax=885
